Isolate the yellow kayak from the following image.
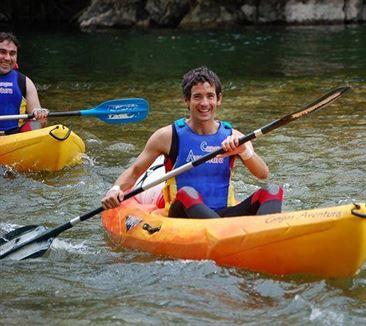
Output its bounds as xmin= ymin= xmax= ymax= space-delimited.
xmin=0 ymin=124 xmax=85 ymax=172
xmin=102 ymin=199 xmax=366 ymax=278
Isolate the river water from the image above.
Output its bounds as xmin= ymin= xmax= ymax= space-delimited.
xmin=1 ymin=24 xmax=366 ymax=324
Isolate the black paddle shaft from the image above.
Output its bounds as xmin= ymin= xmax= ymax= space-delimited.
xmin=47 ymin=111 xmax=82 ymax=117
xmin=194 ymin=86 xmax=351 ymax=166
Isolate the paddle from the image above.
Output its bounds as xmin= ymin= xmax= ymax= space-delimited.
xmin=0 ymin=86 xmax=350 ymax=260
xmin=0 ymin=98 xmax=149 ymax=124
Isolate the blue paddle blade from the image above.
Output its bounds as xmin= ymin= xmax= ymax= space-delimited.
xmin=80 ymin=98 xmax=149 ymax=124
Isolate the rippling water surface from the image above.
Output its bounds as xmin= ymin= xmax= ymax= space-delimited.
xmin=1 ymin=24 xmax=366 ymax=324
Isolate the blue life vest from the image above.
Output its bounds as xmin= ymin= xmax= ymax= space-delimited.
xmin=0 ymin=70 xmax=26 ymax=131
xmin=173 ymin=118 xmax=233 ymax=211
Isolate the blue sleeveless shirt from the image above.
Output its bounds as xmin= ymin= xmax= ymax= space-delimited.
xmin=173 ymin=119 xmax=233 ymax=211
xmin=0 ymin=70 xmax=24 ymax=131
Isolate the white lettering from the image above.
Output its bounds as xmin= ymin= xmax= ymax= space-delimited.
xmin=0 ymin=82 xmax=13 ymax=87
xmin=200 ymin=141 xmax=221 ymax=153
xmin=0 ymin=87 xmax=13 ymax=94
xmin=108 ymin=113 xmax=130 ymax=119
xmin=185 ymin=149 xmax=224 ymax=164
xmin=108 ymin=104 xmax=137 ymax=110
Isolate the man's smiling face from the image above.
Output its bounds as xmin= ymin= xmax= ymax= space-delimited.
xmin=0 ymin=40 xmax=17 ymax=74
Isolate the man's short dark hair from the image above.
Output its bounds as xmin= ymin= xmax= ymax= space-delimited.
xmin=182 ymin=66 xmax=222 ymax=100
xmin=0 ymin=32 xmax=20 ymax=50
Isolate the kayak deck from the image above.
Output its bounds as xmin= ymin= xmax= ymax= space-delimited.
xmin=102 ymin=200 xmax=366 ymax=278
xmin=0 ymin=124 xmax=85 ymax=172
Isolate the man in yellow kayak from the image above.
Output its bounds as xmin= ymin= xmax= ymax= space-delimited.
xmin=102 ymin=66 xmax=283 ymax=218
xmin=0 ymin=32 xmax=48 ymax=135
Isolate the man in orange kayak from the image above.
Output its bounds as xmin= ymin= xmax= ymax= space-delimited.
xmin=0 ymin=32 xmax=48 ymax=135
xmin=102 ymin=66 xmax=283 ymax=218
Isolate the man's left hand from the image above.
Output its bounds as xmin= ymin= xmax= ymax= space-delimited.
xmin=220 ymin=132 xmax=254 ymax=160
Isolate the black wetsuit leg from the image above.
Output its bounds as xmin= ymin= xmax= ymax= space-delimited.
xmin=217 ymin=184 xmax=283 ymax=217
xmin=168 ymin=186 xmax=220 ymax=219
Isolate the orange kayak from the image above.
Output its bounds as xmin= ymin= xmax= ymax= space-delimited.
xmin=102 ymin=199 xmax=366 ymax=278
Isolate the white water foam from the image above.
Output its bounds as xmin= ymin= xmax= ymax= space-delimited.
xmin=294 ymin=294 xmax=346 ymax=325
xmin=51 ymin=238 xmax=97 ymax=255
xmin=0 ymin=222 xmax=21 ymax=233
xmin=309 ymin=307 xmax=345 ymax=325
xmin=82 ymin=153 xmax=96 ymax=166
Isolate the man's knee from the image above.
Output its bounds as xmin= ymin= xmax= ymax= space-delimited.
xmin=251 ymin=184 xmax=283 ymax=205
xmin=176 ymin=186 xmax=203 ymax=209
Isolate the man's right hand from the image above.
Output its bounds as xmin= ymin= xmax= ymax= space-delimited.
xmin=102 ymin=185 xmax=124 ymax=210
xmin=32 ymin=107 xmax=49 ymax=127
xmin=32 ymin=107 xmax=49 ymax=119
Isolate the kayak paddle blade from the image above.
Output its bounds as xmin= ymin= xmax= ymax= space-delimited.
xmin=0 ymin=225 xmax=52 ymax=260
xmin=80 ymin=98 xmax=149 ymax=124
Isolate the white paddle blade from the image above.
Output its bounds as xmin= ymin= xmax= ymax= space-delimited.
xmin=0 ymin=226 xmax=51 ymax=260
